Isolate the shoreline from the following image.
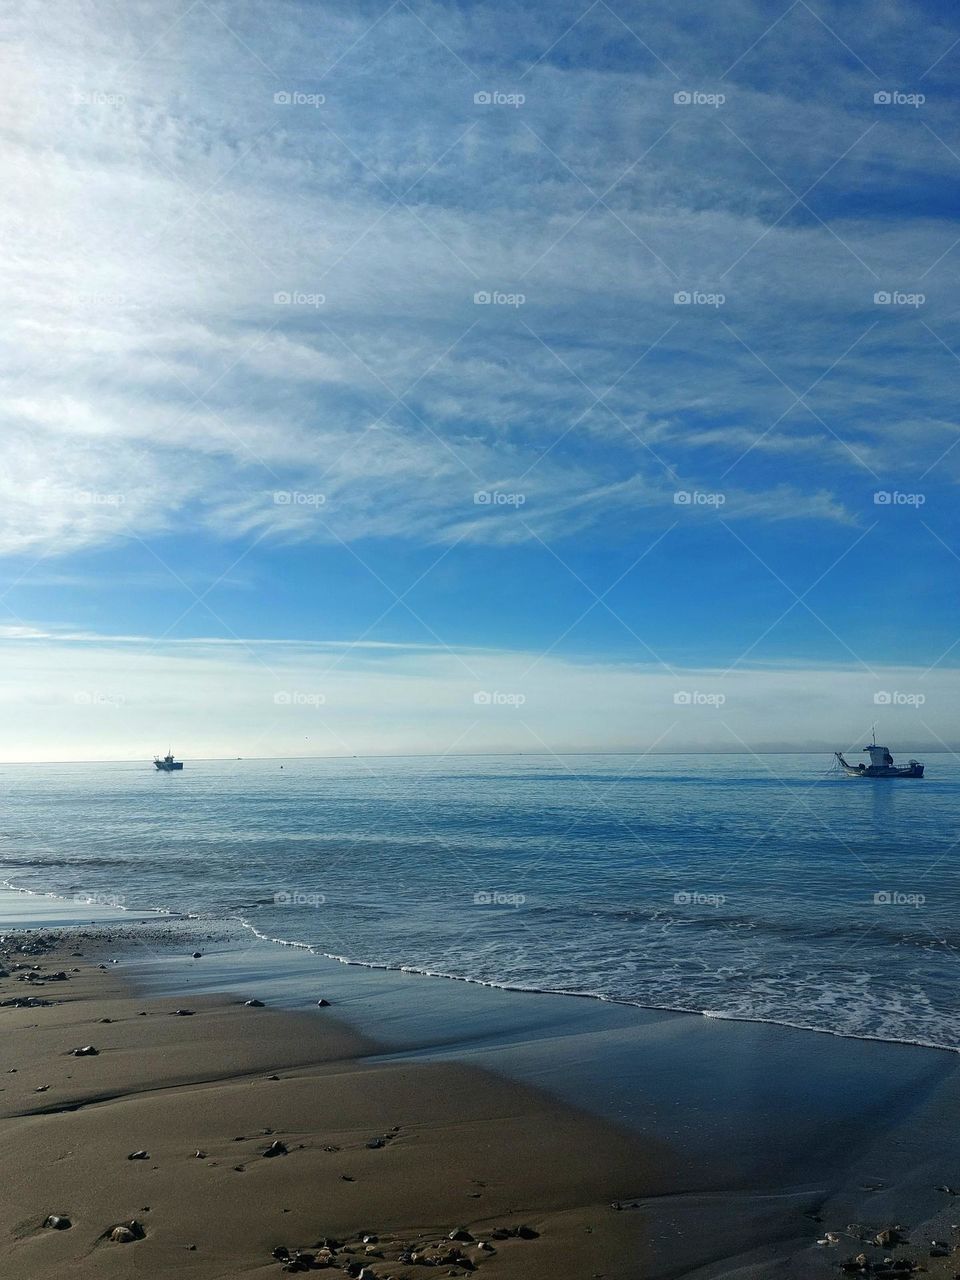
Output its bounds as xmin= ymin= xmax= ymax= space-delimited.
xmin=4 ymin=899 xmax=960 ymax=1276
xmin=0 ymin=927 xmax=661 ymax=1280
xmin=6 ymin=881 xmax=959 ymax=1060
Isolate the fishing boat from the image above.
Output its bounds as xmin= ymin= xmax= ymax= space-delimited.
xmin=153 ymin=750 xmax=184 ymax=772
xmin=835 ymin=732 xmax=923 ymax=779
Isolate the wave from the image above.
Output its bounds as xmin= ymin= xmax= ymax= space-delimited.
xmin=4 ymin=872 xmax=958 ymax=1057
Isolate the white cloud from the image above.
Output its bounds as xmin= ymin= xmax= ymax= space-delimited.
xmin=5 ymin=0 xmax=958 ymax=559
xmin=0 ymin=628 xmax=954 ymax=761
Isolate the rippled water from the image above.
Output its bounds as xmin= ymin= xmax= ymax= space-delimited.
xmin=1 ymin=753 xmax=957 ymax=1049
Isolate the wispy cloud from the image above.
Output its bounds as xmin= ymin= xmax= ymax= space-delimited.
xmin=5 ymin=0 xmax=959 ymax=562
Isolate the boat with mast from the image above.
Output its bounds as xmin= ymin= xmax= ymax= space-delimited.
xmin=153 ymin=750 xmax=184 ymax=772
xmin=835 ymin=730 xmax=923 ymax=779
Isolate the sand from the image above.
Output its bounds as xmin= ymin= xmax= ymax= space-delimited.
xmin=4 ymin=926 xmax=960 ymax=1280
xmin=0 ymin=931 xmax=658 ymax=1279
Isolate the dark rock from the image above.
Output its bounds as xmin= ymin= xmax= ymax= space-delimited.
xmin=128 ymin=1150 xmax=149 ymax=1160
xmin=262 ymin=1139 xmax=288 ymax=1158
xmin=70 ymin=1045 xmax=99 ymax=1056
xmin=44 ymin=1215 xmax=71 ymax=1230
xmin=449 ymin=1229 xmax=473 ymax=1242
xmin=514 ymin=1225 xmax=539 ymax=1239
xmin=317 ymin=998 xmax=331 ymax=1006
xmin=273 ymin=1246 xmax=290 ymax=1260
xmin=192 ymin=952 xmax=202 ymax=959
xmin=365 ymin=1138 xmax=385 ymax=1149
xmin=243 ymin=998 xmax=265 ymax=1007
xmin=170 ymin=1009 xmax=195 ymax=1016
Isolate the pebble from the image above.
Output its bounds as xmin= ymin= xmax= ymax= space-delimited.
xmin=262 ymin=1139 xmax=288 ymax=1158
xmin=127 ymin=1150 xmax=149 ymax=1161
xmin=170 ymin=1009 xmax=195 ymax=1016
xmin=70 ymin=1045 xmax=99 ymax=1056
xmin=243 ymin=998 xmax=265 ymax=1007
xmin=195 ymin=1150 xmax=207 ymax=1158
xmin=192 ymin=952 xmax=202 ymax=959
xmin=108 ymin=1220 xmax=145 ymax=1244
xmin=43 ymin=1215 xmax=71 ymax=1230
xmin=317 ymin=998 xmax=331 ymax=1006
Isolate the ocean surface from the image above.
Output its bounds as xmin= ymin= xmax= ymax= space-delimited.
xmin=1 ymin=753 xmax=958 ymax=1051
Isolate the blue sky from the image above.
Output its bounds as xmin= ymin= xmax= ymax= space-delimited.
xmin=3 ymin=0 xmax=960 ymax=757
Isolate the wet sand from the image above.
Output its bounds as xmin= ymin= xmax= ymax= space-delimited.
xmin=3 ymin=916 xmax=960 ymax=1278
xmin=0 ymin=930 xmax=661 ymax=1279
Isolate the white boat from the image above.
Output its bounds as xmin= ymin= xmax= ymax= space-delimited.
xmin=835 ymin=732 xmax=923 ymax=779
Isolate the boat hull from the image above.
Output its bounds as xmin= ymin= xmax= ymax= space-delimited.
xmin=837 ymin=762 xmax=923 ymax=778
xmin=154 ymin=762 xmax=184 ymax=771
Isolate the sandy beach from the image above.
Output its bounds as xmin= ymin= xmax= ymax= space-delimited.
xmin=4 ymin=912 xmax=960 ymax=1279
xmin=0 ymin=928 xmax=658 ymax=1280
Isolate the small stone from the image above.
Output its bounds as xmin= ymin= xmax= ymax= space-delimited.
xmin=195 ymin=1149 xmax=206 ymax=1158
xmin=170 ymin=1009 xmax=195 ymax=1016
xmin=262 ymin=1139 xmax=288 ymax=1158
xmin=514 ymin=1225 xmax=539 ymax=1239
xmin=44 ymin=1215 xmax=71 ymax=1230
xmin=128 ymin=1150 xmax=149 ymax=1160
xmin=449 ymin=1229 xmax=473 ymax=1242
xmin=35 ymin=1085 xmax=49 ymax=1093
xmin=192 ymin=952 xmax=202 ymax=959
xmin=365 ymin=1137 xmax=385 ymax=1149
xmin=317 ymin=998 xmax=331 ymax=1006
xmin=243 ymin=998 xmax=265 ymax=1007
xmin=108 ymin=1219 xmax=145 ymax=1243
xmin=875 ymin=1227 xmax=905 ymax=1247
xmin=71 ymin=1045 xmax=99 ymax=1056
xmin=273 ymin=1246 xmax=290 ymax=1260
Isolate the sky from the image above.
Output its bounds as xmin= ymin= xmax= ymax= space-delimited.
xmin=3 ymin=0 xmax=960 ymax=760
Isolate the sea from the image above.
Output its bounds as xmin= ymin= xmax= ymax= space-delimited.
xmin=1 ymin=752 xmax=958 ymax=1052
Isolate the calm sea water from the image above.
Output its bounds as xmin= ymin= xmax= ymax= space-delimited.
xmin=1 ymin=754 xmax=958 ymax=1050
